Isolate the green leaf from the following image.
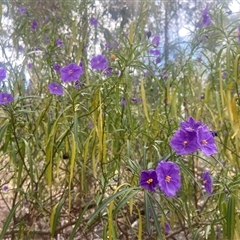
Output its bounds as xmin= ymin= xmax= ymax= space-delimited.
xmin=50 ymin=198 xmax=65 ymax=237
xmin=226 ymin=196 xmax=235 ymax=240
xmin=147 ymin=191 xmax=162 ymax=239
xmin=69 ymin=200 xmax=94 ymax=240
xmin=85 ymin=187 xmax=138 ymax=230
xmin=0 ymin=201 xmax=21 ymax=239
xmin=113 ymin=189 xmax=139 ymax=215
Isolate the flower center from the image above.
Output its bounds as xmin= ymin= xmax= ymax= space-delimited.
xmin=203 ymin=180 xmax=207 ymax=185
xmin=3 ymin=97 xmax=7 ymax=101
xmin=201 ymin=139 xmax=207 ymax=145
xmin=146 ymin=178 xmax=153 ymax=184
xmin=68 ymin=69 xmax=73 ymax=75
xmin=183 ymin=140 xmax=188 ymax=146
xmin=165 ymin=175 xmax=171 ymax=183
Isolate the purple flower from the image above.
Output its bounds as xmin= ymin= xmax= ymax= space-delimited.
xmin=105 ymin=43 xmax=111 ymax=49
xmin=139 ymin=170 xmax=158 ymax=192
xmin=152 ymin=36 xmax=160 ymax=47
xmin=156 ymin=161 xmax=181 ymax=197
xmin=226 ymin=10 xmax=232 ymax=15
xmin=202 ymin=171 xmax=212 ymax=194
xmin=53 ymin=63 xmax=61 ymax=72
xmin=170 ymin=129 xmax=198 ymax=155
xmin=79 ymin=61 xmax=84 ymax=68
xmin=88 ymin=122 xmax=93 ymax=129
xmin=202 ymin=4 xmax=211 ymax=25
xmin=90 ymin=17 xmax=98 ymax=27
xmin=180 ymin=117 xmax=203 ymax=132
xmin=156 ymin=57 xmax=161 ymax=64
xmin=103 ymin=67 xmax=113 ymax=76
xmin=170 ymin=117 xmax=217 ymax=156
xmin=2 ymin=185 xmax=8 ymax=191
xmin=82 ymin=44 xmax=88 ymax=51
xmin=222 ymin=72 xmax=228 ymax=79
xmin=146 ymin=31 xmax=152 ymax=39
xmin=144 ymin=71 xmax=150 ymax=77
xmin=112 ymin=41 xmax=119 ymax=49
xmin=121 ymin=98 xmax=127 ymax=106
xmin=91 ymin=55 xmax=108 ymax=70
xmin=60 ymin=63 xmax=84 ymax=82
xmin=27 ymin=63 xmax=33 ymax=69
xmin=79 ymin=62 xmax=84 ymax=73
xmin=0 ymin=68 xmax=7 ymax=81
xmin=197 ymin=126 xmax=217 ymax=156
xmin=0 ymin=93 xmax=14 ymax=104
xmin=18 ymin=6 xmax=26 ymax=15
xmin=48 ymin=82 xmax=63 ymax=95
xmin=165 ymin=222 xmax=170 ymax=234
xmin=131 ymin=97 xmax=141 ymax=104
xmin=200 ymin=93 xmax=205 ymax=100
xmin=238 ymin=26 xmax=240 ymax=42
xmin=18 ymin=45 xmax=24 ymax=52
xmin=75 ymin=80 xmax=84 ymax=90
xmin=31 ymin=20 xmax=38 ymax=30
xmin=197 ymin=56 xmax=202 ymax=62
xmin=114 ymin=70 xmax=120 ymax=76
xmin=56 ymin=39 xmax=63 ymax=47
xmin=148 ymin=208 xmax=154 ymax=222
xmin=197 ymin=4 xmax=211 ymax=28
xmin=161 ymin=70 xmax=168 ymax=79
xmin=45 ymin=36 xmax=50 ymax=43
xmin=149 ymin=49 xmax=160 ymax=56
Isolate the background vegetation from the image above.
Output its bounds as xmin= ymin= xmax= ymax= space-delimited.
xmin=0 ymin=0 xmax=240 ymax=239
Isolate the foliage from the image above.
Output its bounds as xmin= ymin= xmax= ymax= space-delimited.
xmin=0 ymin=0 xmax=240 ymax=239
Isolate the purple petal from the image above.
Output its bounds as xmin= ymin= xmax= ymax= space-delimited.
xmin=156 ymin=161 xmax=181 ymax=197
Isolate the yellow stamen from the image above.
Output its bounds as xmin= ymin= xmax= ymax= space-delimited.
xmin=146 ymin=178 xmax=153 ymax=184
xmin=165 ymin=175 xmax=171 ymax=183
xmin=111 ymin=54 xmax=116 ymax=61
